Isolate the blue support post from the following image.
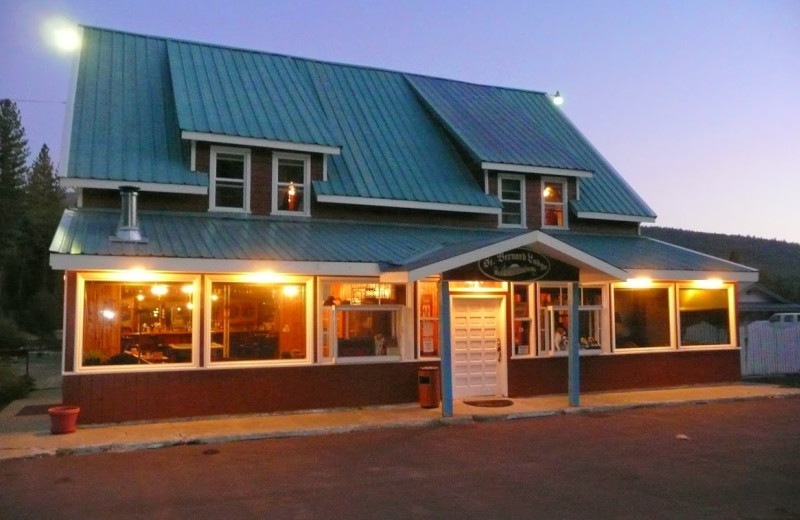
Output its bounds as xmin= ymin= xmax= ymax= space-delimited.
xmin=439 ymin=280 xmax=454 ymax=417
xmin=568 ymin=282 xmax=581 ymax=407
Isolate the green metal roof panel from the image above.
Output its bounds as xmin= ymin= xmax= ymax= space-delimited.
xmin=547 ymin=231 xmax=758 ymax=274
xmin=50 ymin=209 xmax=519 ymax=264
xmin=167 ymin=41 xmax=339 ymax=147
xmin=67 ymin=27 xmax=206 ymax=187
xmin=305 ymin=62 xmax=501 ymax=208
xmin=407 ymin=75 xmax=657 ymax=219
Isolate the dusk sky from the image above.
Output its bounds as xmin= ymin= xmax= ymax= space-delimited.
xmin=3 ymin=0 xmax=798 ymax=244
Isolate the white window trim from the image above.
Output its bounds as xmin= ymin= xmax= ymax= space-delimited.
xmin=204 ymin=274 xmax=314 ymax=368
xmin=611 ymin=282 xmax=677 ymax=352
xmin=74 ymin=272 xmax=202 ymax=373
xmin=534 ymin=283 xmax=610 ymax=358
xmin=317 ymin=277 xmax=412 ymax=364
xmin=210 ymin=146 xmax=251 ymax=213
xmin=675 ymin=283 xmax=737 ymax=349
xmin=541 ymin=177 xmax=569 ymax=229
xmin=498 ymin=173 xmax=526 ymax=228
xmin=511 ymin=283 xmax=535 ymax=358
xmin=272 ymin=151 xmax=311 ymax=217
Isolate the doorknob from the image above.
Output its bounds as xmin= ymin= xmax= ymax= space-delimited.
xmin=496 ymin=338 xmax=501 ymax=361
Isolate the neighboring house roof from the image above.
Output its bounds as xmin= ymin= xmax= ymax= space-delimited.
xmin=63 ymin=26 xmax=655 ymax=218
xmin=50 ymin=209 xmax=756 ymax=283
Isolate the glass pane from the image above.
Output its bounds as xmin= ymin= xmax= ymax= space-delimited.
xmin=278 ymin=159 xmax=305 ymax=184
xmin=543 ymin=182 xmax=564 ymax=203
xmin=420 ymin=319 xmax=439 ymax=357
xmin=501 ymin=178 xmax=521 ymax=200
xmin=679 ymin=288 xmax=730 ymax=345
xmin=514 ymin=319 xmax=531 ymax=355
xmin=216 ymin=183 xmax=244 ymax=209
xmin=278 ymin=184 xmax=303 ymax=211
xmin=544 ymin=207 xmax=563 ymax=226
xmin=502 ymin=202 xmax=521 ymax=224
xmin=513 ymin=284 xmax=530 ymax=318
xmin=614 ymin=288 xmax=670 ymax=348
xmin=211 ymin=282 xmax=306 ymax=361
xmin=582 ymin=287 xmax=602 ymax=306
xmin=323 ymin=282 xmax=405 ymax=306
xmin=579 ymin=309 xmax=602 ymax=349
xmin=540 ymin=286 xmax=568 ymax=306
xmin=216 ymin=153 xmax=245 ymax=180
xmin=82 ymin=281 xmax=194 ymax=366
xmin=337 ymin=309 xmax=398 ymax=357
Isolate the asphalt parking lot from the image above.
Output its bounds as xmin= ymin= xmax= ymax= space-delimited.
xmin=2 ymin=396 xmax=799 ymax=520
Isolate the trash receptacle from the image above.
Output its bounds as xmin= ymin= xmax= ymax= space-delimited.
xmin=417 ymin=366 xmax=440 ymax=408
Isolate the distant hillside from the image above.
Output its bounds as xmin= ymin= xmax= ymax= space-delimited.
xmin=641 ymin=226 xmax=800 ymax=303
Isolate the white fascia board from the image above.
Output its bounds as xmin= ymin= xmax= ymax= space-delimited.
xmin=50 ymin=254 xmax=382 ymax=276
xmin=481 ymin=162 xmax=593 ymax=178
xmin=577 ymin=211 xmax=656 ymax=223
xmin=59 ymin=178 xmax=207 ymax=195
xmin=625 ymin=269 xmax=759 ymax=283
xmin=316 ymin=194 xmax=501 ymax=215
xmin=182 ymin=131 xmax=341 ymax=156
xmin=58 ymin=27 xmax=82 ymax=177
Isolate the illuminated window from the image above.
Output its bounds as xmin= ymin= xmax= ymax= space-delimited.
xmin=78 ymin=275 xmax=199 ymax=368
xmin=210 ymin=147 xmax=250 ymax=212
xmin=498 ymin=174 xmax=525 ymax=227
xmin=542 ymin=178 xmax=567 ymax=228
xmin=272 ymin=152 xmax=310 ymax=216
xmin=512 ymin=284 xmax=532 ymax=356
xmin=320 ymin=280 xmax=406 ymax=360
xmin=613 ymin=286 xmax=673 ymax=349
xmin=418 ymin=281 xmax=440 ymax=357
xmin=678 ymin=286 xmax=733 ymax=346
xmin=209 ymin=280 xmax=308 ymax=363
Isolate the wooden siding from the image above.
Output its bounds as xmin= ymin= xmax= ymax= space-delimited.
xmin=507 ymin=350 xmax=741 ymax=396
xmin=63 ymin=361 xmax=437 ymax=424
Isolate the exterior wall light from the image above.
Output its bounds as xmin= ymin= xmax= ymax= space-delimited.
xmin=551 ymin=91 xmax=564 ymax=106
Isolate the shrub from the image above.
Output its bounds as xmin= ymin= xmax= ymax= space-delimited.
xmin=0 ymin=366 xmax=34 ymax=407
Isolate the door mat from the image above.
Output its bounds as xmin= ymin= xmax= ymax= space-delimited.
xmin=464 ymin=399 xmax=514 ymax=407
xmin=16 ymin=404 xmax=59 ymax=416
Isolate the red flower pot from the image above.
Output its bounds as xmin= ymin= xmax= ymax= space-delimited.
xmin=48 ymin=405 xmax=80 ymax=434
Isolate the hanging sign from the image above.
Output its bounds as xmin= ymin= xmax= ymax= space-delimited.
xmin=478 ymin=248 xmax=551 ymax=282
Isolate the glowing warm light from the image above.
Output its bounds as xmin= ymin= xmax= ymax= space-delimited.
xmin=288 ymin=183 xmax=296 ymax=196
xmin=43 ymin=18 xmax=81 ymax=52
xmin=211 ymin=294 xmax=219 ymax=302
xmin=151 ymin=284 xmax=168 ymax=296
xmin=625 ymin=277 xmax=653 ymax=288
xmin=101 ymin=309 xmax=116 ymax=320
xmin=247 ymin=271 xmax=284 ymax=283
xmin=187 ymin=302 xmax=194 ymax=310
xmin=282 ymin=285 xmax=300 ymax=297
xmin=543 ymin=186 xmax=553 ymax=198
xmin=136 ymin=294 xmax=145 ymax=302
xmin=695 ymin=279 xmax=724 ymax=289
xmin=181 ymin=284 xmax=194 ymax=294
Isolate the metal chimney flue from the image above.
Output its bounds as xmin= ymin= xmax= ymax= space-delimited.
xmin=111 ymin=186 xmax=147 ymax=243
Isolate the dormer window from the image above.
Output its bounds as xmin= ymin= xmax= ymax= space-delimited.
xmin=210 ymin=146 xmax=251 ymax=212
xmin=273 ymin=152 xmax=310 ymax=216
xmin=498 ymin=174 xmax=525 ymax=228
xmin=542 ymin=178 xmax=567 ymax=228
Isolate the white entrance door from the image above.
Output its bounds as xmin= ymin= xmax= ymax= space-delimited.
xmin=451 ymin=296 xmax=505 ymax=398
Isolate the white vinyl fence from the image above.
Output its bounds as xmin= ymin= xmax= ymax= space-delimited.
xmin=740 ymin=321 xmax=800 ymax=377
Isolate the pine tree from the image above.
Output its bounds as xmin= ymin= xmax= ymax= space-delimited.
xmin=0 ymin=99 xmax=29 ymax=314
xmin=20 ymin=144 xmax=65 ymax=332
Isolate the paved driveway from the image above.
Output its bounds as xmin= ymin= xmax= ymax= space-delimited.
xmin=2 ymin=397 xmax=799 ymax=519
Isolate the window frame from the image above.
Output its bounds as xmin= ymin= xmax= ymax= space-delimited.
xmin=498 ymin=173 xmax=526 ymax=228
xmin=541 ymin=177 xmax=568 ymax=229
xmin=204 ymin=274 xmax=314 ymax=368
xmin=611 ymin=282 xmax=676 ymax=352
xmin=74 ymin=272 xmax=202 ymax=373
xmin=318 ymin=278 xmax=411 ymax=364
xmin=676 ymin=283 xmax=736 ymax=349
xmin=272 ymin=151 xmax=311 ymax=217
xmin=209 ymin=146 xmax=251 ymax=213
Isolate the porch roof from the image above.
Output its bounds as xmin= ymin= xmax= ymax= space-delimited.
xmin=50 ymin=209 xmax=757 ymax=283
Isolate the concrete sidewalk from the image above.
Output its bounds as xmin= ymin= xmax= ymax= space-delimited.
xmin=3 ymin=381 xmax=799 ymax=462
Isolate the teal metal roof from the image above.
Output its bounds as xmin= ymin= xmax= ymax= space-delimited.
xmin=66 ymin=26 xmax=656 ymax=216
xmin=407 ymin=75 xmax=657 ymax=219
xmin=67 ymin=28 xmax=206 ymax=187
xmin=167 ymin=41 xmax=339 ymax=147
xmin=50 ymin=209 xmax=520 ymax=265
xmin=547 ymin=231 xmax=758 ymax=275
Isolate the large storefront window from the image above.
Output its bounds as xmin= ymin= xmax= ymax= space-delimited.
xmin=613 ymin=286 xmax=673 ymax=349
xmin=678 ymin=286 xmax=732 ymax=346
xmin=321 ymin=280 xmax=406 ymax=360
xmin=79 ymin=276 xmax=199 ymax=367
xmin=209 ymin=279 xmax=308 ymax=362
